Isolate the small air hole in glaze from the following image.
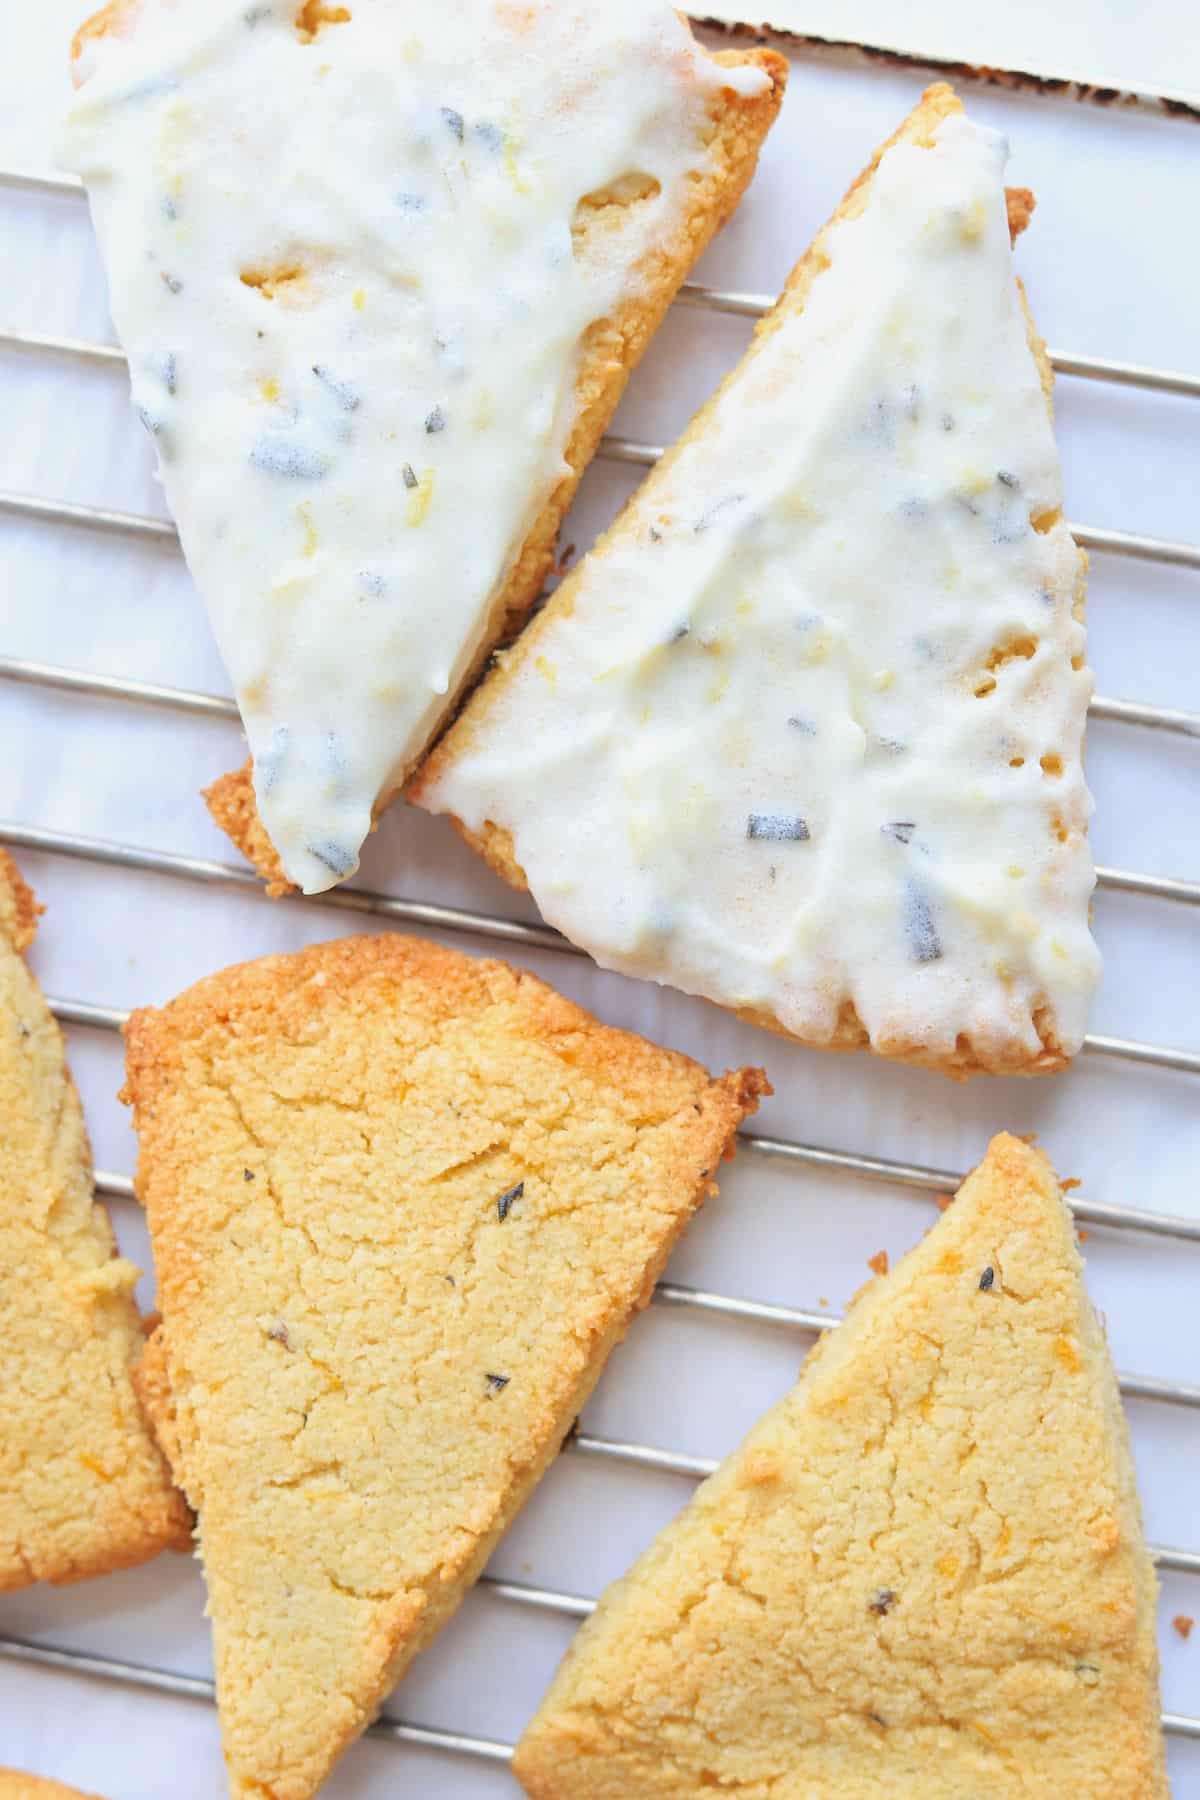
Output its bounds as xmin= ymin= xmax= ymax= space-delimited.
xmin=1031 ymin=507 xmax=1062 ymax=535
xmin=573 ymin=172 xmax=662 ymax=246
xmin=241 ymin=264 xmax=306 ymax=299
xmin=295 ymin=1 xmax=350 ymax=41
xmin=1009 ymin=755 xmax=1025 ymax=768
xmin=1041 ymin=752 xmax=1064 ymax=778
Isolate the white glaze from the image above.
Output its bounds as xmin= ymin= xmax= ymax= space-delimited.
xmin=422 ymin=114 xmax=1101 ymax=1068
xmin=64 ymin=0 xmax=767 ymax=892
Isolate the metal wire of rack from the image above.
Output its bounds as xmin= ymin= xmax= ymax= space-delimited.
xmin=1 ymin=44 xmax=1198 ymax=1785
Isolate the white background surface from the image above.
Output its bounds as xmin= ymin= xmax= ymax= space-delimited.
xmin=1 ymin=5 xmax=1197 ymax=1795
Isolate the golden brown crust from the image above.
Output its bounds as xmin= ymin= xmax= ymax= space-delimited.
xmin=0 ymin=857 xmax=189 ymax=1592
xmin=415 ymin=85 xmax=1086 ymax=1081
xmin=0 ymin=1775 xmax=105 ymax=1800
xmin=122 ymin=932 xmax=766 ymax=1799
xmin=515 ymin=1134 xmax=1167 ymax=1799
xmin=68 ymin=8 xmax=784 ymax=889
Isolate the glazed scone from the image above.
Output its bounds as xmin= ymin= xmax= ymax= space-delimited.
xmin=0 ymin=852 xmax=188 ymax=1590
xmin=0 ymin=1774 xmax=104 ymax=1800
xmin=413 ymin=86 xmax=1100 ymax=1078
xmin=514 ymin=1134 xmax=1167 ymax=1800
xmin=65 ymin=0 xmax=785 ymax=896
xmin=122 ymin=933 xmax=767 ymax=1800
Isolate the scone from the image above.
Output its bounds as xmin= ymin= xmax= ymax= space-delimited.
xmin=0 ymin=1775 xmax=104 ymax=1800
xmin=514 ymin=1135 xmax=1167 ymax=1800
xmin=0 ymin=852 xmax=188 ymax=1589
xmin=65 ymin=0 xmax=786 ymax=895
xmin=412 ymin=85 xmax=1100 ymax=1078
xmin=121 ymin=933 xmax=767 ymax=1800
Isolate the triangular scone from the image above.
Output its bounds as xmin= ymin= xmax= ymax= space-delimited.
xmin=514 ymin=1134 xmax=1167 ymax=1800
xmin=413 ymin=85 xmax=1100 ymax=1078
xmin=121 ymin=934 xmax=766 ymax=1800
xmin=0 ymin=1775 xmax=104 ymax=1800
xmin=65 ymin=2 xmax=785 ymax=897
xmin=0 ymin=852 xmax=188 ymax=1589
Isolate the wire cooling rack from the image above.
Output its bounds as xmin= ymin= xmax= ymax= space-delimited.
xmin=1 ymin=22 xmax=1197 ymax=1797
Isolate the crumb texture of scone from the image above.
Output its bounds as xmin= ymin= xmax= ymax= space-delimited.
xmin=414 ymin=84 xmax=1099 ymax=1080
xmin=513 ymin=1134 xmax=1167 ymax=1799
xmin=0 ymin=851 xmax=188 ymax=1591
xmin=122 ymin=932 xmax=766 ymax=1800
xmin=0 ymin=1772 xmax=104 ymax=1800
xmin=66 ymin=0 xmax=784 ymax=896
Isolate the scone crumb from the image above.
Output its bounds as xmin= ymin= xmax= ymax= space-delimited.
xmin=867 ymin=1250 xmax=889 ymax=1276
xmin=1174 ymin=1615 xmax=1194 ymax=1641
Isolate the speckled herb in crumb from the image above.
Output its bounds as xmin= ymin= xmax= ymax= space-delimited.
xmin=312 ymin=365 xmax=360 ymax=411
xmin=882 ymin=822 xmax=916 ymax=844
xmin=425 ymin=404 xmax=446 ymax=434
xmin=903 ymin=879 xmax=942 ymax=964
xmin=243 ymin=1168 xmax=255 ymax=1182
xmin=748 ymin=814 xmax=809 ymax=843
xmin=402 ymin=463 xmax=419 ymax=489
xmin=358 ymin=570 xmax=386 ymax=598
xmin=941 ymin=412 xmax=955 ymax=432
xmin=869 ymin=1588 xmax=896 ymax=1615
xmin=244 ymin=3 xmax=271 ymax=22
xmin=307 ymin=840 xmax=355 ymax=876
xmin=868 ymin=1713 xmax=888 ymax=1728
xmin=485 ymin=1372 xmax=510 ymax=1392
xmin=250 ymin=436 xmax=329 ymax=479
xmin=979 ymin=1265 xmax=995 ymax=1291
xmin=395 ymin=191 xmax=428 ymax=213
xmin=160 ymin=271 xmax=183 ymax=294
xmin=648 ymin=525 xmax=663 ymax=542
xmin=496 ymin=1181 xmax=524 ymax=1222
xmin=441 ymin=106 xmax=465 ymax=142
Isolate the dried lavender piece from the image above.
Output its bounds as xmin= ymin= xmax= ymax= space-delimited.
xmin=160 ymin=352 xmax=178 ymax=394
xmin=668 ymin=623 xmax=689 ymax=644
xmin=496 ymin=1181 xmax=524 ymax=1222
xmin=694 ymin=492 xmax=745 ymax=534
xmin=160 ymin=270 xmax=182 ymax=293
xmin=250 ymin=436 xmax=329 ymax=479
xmin=485 ymin=1372 xmax=510 ymax=1392
xmin=358 ymin=570 xmax=386 ymax=598
xmin=747 ymin=814 xmax=810 ymax=843
xmin=979 ymin=1265 xmax=995 ymax=1291
xmin=402 ymin=462 xmax=419 ymax=490
xmin=882 ymin=822 xmax=916 ymax=844
xmin=306 ymin=840 xmax=356 ymax=876
xmin=312 ymin=364 xmax=361 ymax=411
xmin=256 ymin=725 xmax=290 ymax=793
xmin=474 ymin=121 xmax=504 ymax=151
xmin=425 ymin=404 xmax=447 ymax=434
xmin=441 ymin=106 xmax=465 ymax=142
xmin=395 ymin=191 xmax=428 ymax=213
xmin=997 ymin=469 xmax=1019 ymax=489
xmin=787 ymin=715 xmax=816 ymax=734
xmin=903 ymin=878 xmax=943 ymax=964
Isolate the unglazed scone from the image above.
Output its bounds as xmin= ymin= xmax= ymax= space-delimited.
xmin=0 ymin=852 xmax=187 ymax=1590
xmin=413 ymin=86 xmax=1100 ymax=1079
xmin=65 ymin=0 xmax=785 ymax=896
xmin=514 ymin=1134 xmax=1167 ymax=1800
xmin=0 ymin=1774 xmax=104 ymax=1800
xmin=121 ymin=933 xmax=767 ymax=1800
